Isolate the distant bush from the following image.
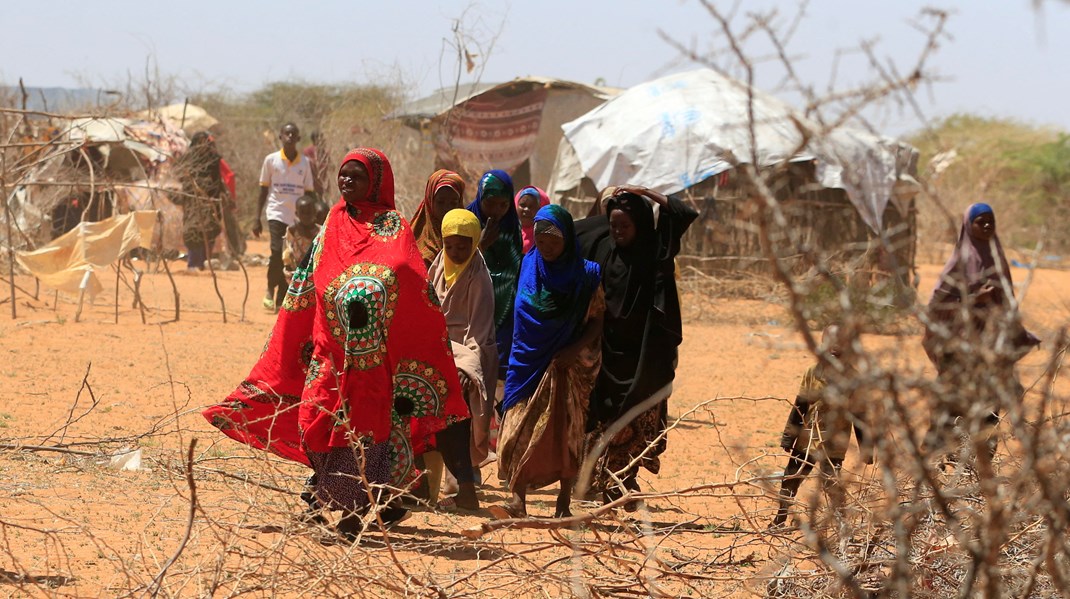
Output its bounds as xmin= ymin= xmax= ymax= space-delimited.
xmin=1004 ymin=133 xmax=1070 ymax=237
xmin=190 ymin=81 xmax=413 ymax=233
xmin=910 ymin=114 xmax=1068 ymax=252
xmin=796 ymin=273 xmax=919 ymax=335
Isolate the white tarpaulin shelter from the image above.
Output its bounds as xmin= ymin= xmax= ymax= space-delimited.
xmin=548 ymin=68 xmax=917 ymax=231
xmin=1 ymin=115 xmax=189 ymax=252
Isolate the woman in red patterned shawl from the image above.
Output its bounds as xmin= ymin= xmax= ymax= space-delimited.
xmin=203 ymin=148 xmax=467 ymax=535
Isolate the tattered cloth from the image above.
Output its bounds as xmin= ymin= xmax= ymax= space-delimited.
xmin=15 ymin=210 xmax=156 ymax=297
xmin=434 ymin=86 xmax=547 ymax=178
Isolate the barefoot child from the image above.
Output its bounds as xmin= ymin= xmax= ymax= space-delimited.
xmin=282 ymin=195 xmax=320 ymax=274
xmin=426 ymin=209 xmax=498 ymax=511
xmin=773 ymin=324 xmax=872 ymax=528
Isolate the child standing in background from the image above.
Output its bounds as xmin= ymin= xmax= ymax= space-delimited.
xmin=282 ymin=195 xmax=320 ymax=274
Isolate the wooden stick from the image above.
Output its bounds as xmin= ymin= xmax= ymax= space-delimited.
xmin=114 ymin=262 xmax=121 ymax=324
xmin=127 ymin=257 xmax=147 ymax=324
xmin=143 ymin=438 xmax=197 ymax=598
xmin=0 ymin=443 xmax=99 ymax=457
xmin=236 ymin=257 xmax=249 ymax=322
xmin=157 ymin=213 xmax=180 ymax=322
xmin=0 ymin=274 xmax=40 ymax=301
xmin=160 ymin=256 xmax=180 ymax=323
xmin=2 ymin=140 xmax=14 ymax=319
xmin=462 ymin=498 xmax=629 ymax=540
xmin=204 ymin=235 xmax=227 ymax=324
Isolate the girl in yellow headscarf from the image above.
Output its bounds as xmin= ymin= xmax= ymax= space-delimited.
xmin=426 ymin=209 xmax=499 ymax=510
xmin=440 ymin=209 xmax=483 ymax=288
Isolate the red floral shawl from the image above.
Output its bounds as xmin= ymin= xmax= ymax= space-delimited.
xmin=203 ymin=148 xmax=467 ymax=484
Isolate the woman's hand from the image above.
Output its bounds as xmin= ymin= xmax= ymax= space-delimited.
xmin=479 ymin=217 xmax=500 ymax=250
xmin=614 ymin=184 xmax=668 ymax=206
xmin=975 ymin=284 xmax=999 ymax=306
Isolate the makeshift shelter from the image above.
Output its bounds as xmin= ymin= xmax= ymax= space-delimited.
xmin=3 ymin=115 xmax=189 ymax=255
xmin=547 ymin=68 xmax=920 ymax=278
xmin=387 ymin=77 xmax=617 ymax=191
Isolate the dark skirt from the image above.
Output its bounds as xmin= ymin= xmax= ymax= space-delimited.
xmin=306 ymin=440 xmax=391 ymax=513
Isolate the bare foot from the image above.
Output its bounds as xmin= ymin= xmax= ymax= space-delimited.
xmin=488 ymin=503 xmax=525 ymax=520
xmin=459 ymin=525 xmax=486 ymax=540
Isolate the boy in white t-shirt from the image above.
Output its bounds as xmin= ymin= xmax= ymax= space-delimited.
xmin=253 ymin=122 xmax=315 ymax=311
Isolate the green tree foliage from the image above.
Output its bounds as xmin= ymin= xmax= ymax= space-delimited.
xmin=910 ymin=114 xmax=1067 ymax=251
xmin=1005 ymin=133 xmax=1070 ymax=232
xmin=185 ymin=81 xmax=411 ymax=227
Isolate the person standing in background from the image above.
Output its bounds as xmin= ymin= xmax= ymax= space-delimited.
xmin=515 ymin=185 xmax=550 ymax=255
xmin=253 ymin=122 xmax=315 ymax=312
xmin=411 ymin=169 xmax=467 ymax=268
xmin=173 ymin=132 xmax=226 ymax=272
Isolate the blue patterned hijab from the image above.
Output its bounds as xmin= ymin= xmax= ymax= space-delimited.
xmin=467 ymin=170 xmax=520 ymax=232
xmin=502 ymin=205 xmax=601 ymax=412
xmin=465 ymin=170 xmax=523 ymax=328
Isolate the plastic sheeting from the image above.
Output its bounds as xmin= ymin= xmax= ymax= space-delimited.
xmin=15 ymin=211 xmax=156 ymax=297
xmin=553 ymin=69 xmax=917 ymax=231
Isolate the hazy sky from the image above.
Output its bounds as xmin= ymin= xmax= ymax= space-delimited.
xmin=2 ymin=1 xmax=1068 ymax=135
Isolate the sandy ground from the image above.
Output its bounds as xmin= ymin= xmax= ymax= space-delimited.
xmin=0 ymin=239 xmax=1067 ymax=597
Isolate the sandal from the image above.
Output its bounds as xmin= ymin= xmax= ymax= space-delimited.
xmin=437 ymin=495 xmax=458 ymax=512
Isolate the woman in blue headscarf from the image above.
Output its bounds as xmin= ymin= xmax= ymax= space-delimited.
xmin=466 ymin=170 xmax=524 ymax=380
xmin=493 ymin=204 xmax=603 ymax=519
xmin=922 ymin=202 xmax=1039 ymax=462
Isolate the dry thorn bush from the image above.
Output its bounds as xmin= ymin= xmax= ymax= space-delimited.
xmin=3 ymin=3 xmax=1069 ymax=598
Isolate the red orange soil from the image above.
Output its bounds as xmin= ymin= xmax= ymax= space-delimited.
xmin=0 ymin=241 xmax=1066 ymax=596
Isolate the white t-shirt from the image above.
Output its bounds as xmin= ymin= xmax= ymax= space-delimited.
xmin=259 ymin=150 xmax=315 ymax=226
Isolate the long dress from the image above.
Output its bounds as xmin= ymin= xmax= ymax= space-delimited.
xmin=466 ymin=170 xmax=523 ymax=379
xmin=202 ymin=148 xmax=468 ymax=513
xmin=577 ymin=194 xmax=698 ymax=481
xmin=922 ymin=203 xmax=1039 ymax=455
xmin=174 ymin=139 xmax=224 ymax=253
xmin=428 ymin=250 xmax=499 ymax=465
xmin=498 ymin=204 xmax=603 ymax=491
xmin=498 ymin=289 xmax=604 ymax=490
